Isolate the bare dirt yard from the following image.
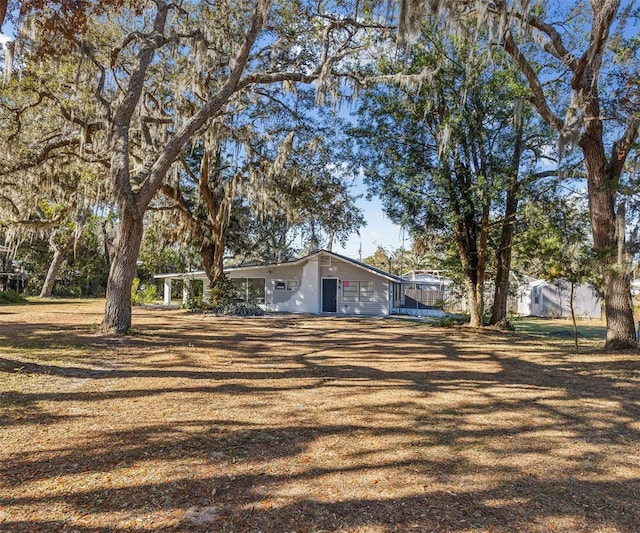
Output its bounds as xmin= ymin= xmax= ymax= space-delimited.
xmin=0 ymin=300 xmax=639 ymax=532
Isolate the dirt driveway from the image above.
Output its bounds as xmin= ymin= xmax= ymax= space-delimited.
xmin=1 ymin=300 xmax=639 ymax=532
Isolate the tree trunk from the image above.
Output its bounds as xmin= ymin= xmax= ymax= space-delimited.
xmin=491 ymin=100 xmax=523 ymax=326
xmin=101 ymin=212 xmax=145 ymax=334
xmin=201 ymin=243 xmax=216 ymax=285
xmin=201 ymin=236 xmax=225 ymax=285
xmin=101 ymin=218 xmax=113 ymax=271
xmin=211 ymin=212 xmax=226 ymax=280
xmin=580 ymin=120 xmax=637 ymax=350
xmin=463 ymin=274 xmax=483 ymax=328
xmin=455 ymin=222 xmax=483 ymax=328
xmin=602 ymin=267 xmax=636 ymax=349
xmin=569 ymin=281 xmax=579 ymax=353
xmin=491 ymin=184 xmax=518 ymax=325
xmin=39 ymin=238 xmax=74 ymax=298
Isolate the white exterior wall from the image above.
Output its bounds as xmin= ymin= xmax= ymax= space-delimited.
xmin=539 ymin=282 xmax=602 ymax=319
xmin=226 ymin=262 xmax=318 ymax=313
xmin=298 ymin=256 xmax=321 ymax=312
xmin=516 ymin=289 xmax=532 ymax=316
xmin=322 ymin=260 xmax=391 ymax=316
xmin=268 ymin=265 xmax=304 ymax=306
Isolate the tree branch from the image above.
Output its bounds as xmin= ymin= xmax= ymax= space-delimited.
xmin=608 ymin=115 xmax=640 ymax=180
xmin=501 ymin=26 xmax=564 ymax=132
xmin=572 ymin=2 xmax=618 ymax=91
xmin=138 ymin=0 xmax=271 ymax=208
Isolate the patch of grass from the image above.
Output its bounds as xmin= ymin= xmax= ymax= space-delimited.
xmin=512 ymin=316 xmax=606 ymax=341
xmin=23 ymin=297 xmax=98 ymax=306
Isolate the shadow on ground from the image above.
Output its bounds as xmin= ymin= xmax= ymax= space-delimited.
xmin=1 ymin=302 xmax=639 ymax=532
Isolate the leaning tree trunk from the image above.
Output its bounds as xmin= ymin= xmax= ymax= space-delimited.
xmin=39 ymin=238 xmax=74 ymax=298
xmin=101 ymin=211 xmax=145 ymax=334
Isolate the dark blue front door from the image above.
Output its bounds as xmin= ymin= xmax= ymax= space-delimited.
xmin=322 ymin=279 xmax=337 ymax=312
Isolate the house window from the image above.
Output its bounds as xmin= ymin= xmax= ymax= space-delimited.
xmin=230 ymin=277 xmax=265 ymax=304
xmin=248 ymin=278 xmax=265 ymax=304
xmin=342 ymin=280 xmax=375 ymax=302
xmin=343 ymin=280 xmax=358 ymax=302
xmin=360 ymin=281 xmax=374 ymax=302
xmin=275 ymin=280 xmax=299 ymax=291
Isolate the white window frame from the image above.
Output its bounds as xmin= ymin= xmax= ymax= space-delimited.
xmin=342 ymin=280 xmax=375 ymax=303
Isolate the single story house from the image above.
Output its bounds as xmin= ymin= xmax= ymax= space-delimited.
xmin=512 ymin=276 xmax=602 ymax=319
xmin=156 ymin=249 xmax=410 ymax=316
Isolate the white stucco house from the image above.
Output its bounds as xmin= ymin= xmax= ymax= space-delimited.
xmin=156 ymin=249 xmax=409 ymax=316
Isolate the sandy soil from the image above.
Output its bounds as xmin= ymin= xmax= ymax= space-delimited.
xmin=0 ymin=300 xmax=639 ymax=532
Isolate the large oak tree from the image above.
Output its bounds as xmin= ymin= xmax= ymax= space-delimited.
xmin=6 ymin=0 xmax=384 ymax=333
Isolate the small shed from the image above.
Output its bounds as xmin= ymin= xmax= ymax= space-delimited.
xmin=513 ymin=276 xmax=601 ymax=319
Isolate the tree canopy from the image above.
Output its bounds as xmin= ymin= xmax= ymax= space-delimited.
xmin=2 ymin=0 xmax=640 ymax=350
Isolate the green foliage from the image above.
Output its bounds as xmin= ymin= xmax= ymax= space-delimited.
xmin=182 ymin=276 xmax=264 ymax=316
xmin=363 ymin=246 xmax=392 ymax=272
xmin=18 ymin=215 xmax=110 ymax=297
xmin=363 ymin=245 xmax=432 ymax=276
xmin=137 ymin=211 xmax=195 ymax=282
xmin=514 ymin=196 xmax=600 ymax=288
xmin=0 ymin=290 xmax=27 ymax=305
xmin=434 ymin=315 xmax=465 ymax=327
xmin=131 ymin=278 xmax=157 ymax=306
xmin=207 ymin=276 xmax=238 ymax=308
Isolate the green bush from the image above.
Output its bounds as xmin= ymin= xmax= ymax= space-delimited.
xmin=182 ymin=276 xmax=264 ymax=316
xmin=435 ymin=315 xmax=462 ymax=327
xmin=0 ymin=289 xmax=27 ymax=305
xmin=131 ymin=278 xmax=157 ymax=305
xmin=206 ymin=302 xmax=264 ymax=316
xmin=207 ymin=276 xmax=238 ymax=307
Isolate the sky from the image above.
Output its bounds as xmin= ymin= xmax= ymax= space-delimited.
xmin=335 ymin=178 xmax=410 ymax=261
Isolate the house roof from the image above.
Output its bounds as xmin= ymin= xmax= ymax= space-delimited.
xmin=155 ymin=249 xmax=404 ymax=283
xmin=226 ymin=249 xmax=404 ymax=283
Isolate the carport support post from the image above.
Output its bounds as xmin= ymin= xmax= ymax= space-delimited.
xmin=182 ymin=279 xmax=190 ymax=305
xmin=163 ymin=278 xmax=172 ymax=306
xmin=203 ymin=280 xmax=211 ymax=303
